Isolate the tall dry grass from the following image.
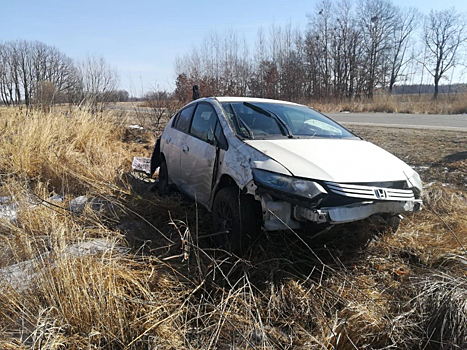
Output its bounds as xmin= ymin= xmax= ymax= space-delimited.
xmin=0 ymin=108 xmax=132 ymax=196
xmin=311 ymin=93 xmax=467 ymax=114
xmin=0 ymin=107 xmax=467 ymax=348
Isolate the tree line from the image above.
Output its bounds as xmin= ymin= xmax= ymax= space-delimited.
xmin=0 ymin=40 xmax=128 ymax=109
xmin=174 ymin=0 xmax=467 ymax=102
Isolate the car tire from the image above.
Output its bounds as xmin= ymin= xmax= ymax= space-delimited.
xmin=158 ymin=159 xmax=170 ymax=196
xmin=212 ymin=187 xmax=259 ymax=253
xmin=385 ymin=214 xmax=401 ymax=233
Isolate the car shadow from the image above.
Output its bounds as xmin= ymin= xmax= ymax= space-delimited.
xmin=202 ymin=219 xmax=385 ymax=289
xmin=118 ymin=172 xmax=388 ymax=295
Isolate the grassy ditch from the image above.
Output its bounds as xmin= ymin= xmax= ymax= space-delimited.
xmin=0 ymin=107 xmax=466 ymax=349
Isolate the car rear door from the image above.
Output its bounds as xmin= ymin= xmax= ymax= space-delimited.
xmin=164 ymin=104 xmax=196 ymax=188
xmin=179 ymin=102 xmax=220 ymax=206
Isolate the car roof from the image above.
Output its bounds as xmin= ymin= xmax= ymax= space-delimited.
xmin=211 ymin=96 xmax=302 ymax=106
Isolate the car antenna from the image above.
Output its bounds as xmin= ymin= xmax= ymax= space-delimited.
xmin=192 ymin=85 xmax=200 ymax=100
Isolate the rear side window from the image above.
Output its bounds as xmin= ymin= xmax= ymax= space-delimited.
xmin=175 ymin=104 xmax=196 ymax=133
xmin=190 ymin=103 xmax=218 ymax=143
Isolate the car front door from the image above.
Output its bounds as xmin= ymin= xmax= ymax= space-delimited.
xmin=180 ymin=102 xmax=220 ymax=206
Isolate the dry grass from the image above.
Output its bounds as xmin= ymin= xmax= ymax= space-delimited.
xmin=1 ymin=107 xmax=467 ymax=348
xmin=0 ymin=108 xmax=133 ymax=196
xmin=311 ymin=93 xmax=467 ymax=114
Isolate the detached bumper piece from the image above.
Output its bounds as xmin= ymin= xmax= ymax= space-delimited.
xmin=294 ymin=200 xmax=422 ymax=224
xmin=131 ymin=157 xmax=151 ymax=175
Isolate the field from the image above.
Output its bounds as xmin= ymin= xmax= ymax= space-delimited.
xmin=310 ymin=93 xmax=467 ymax=114
xmin=1 ymin=107 xmax=467 ymax=349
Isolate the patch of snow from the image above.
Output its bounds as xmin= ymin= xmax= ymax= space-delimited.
xmin=0 ymin=203 xmax=18 ymax=225
xmin=69 ymin=195 xmax=88 ymax=214
xmin=0 ymin=238 xmax=129 ymax=293
xmin=128 ymin=124 xmax=144 ymax=130
xmin=0 ymin=196 xmax=11 ymax=204
xmin=411 ymin=165 xmax=429 ymax=171
xmin=48 ymin=194 xmax=64 ymax=203
xmin=69 ymin=196 xmax=118 ymax=218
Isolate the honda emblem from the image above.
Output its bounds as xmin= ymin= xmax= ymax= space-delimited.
xmin=375 ymin=189 xmax=387 ymax=199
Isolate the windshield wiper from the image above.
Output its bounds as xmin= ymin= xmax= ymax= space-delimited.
xmin=243 ymin=102 xmax=293 ymax=138
xmin=229 ymin=103 xmax=254 ymax=139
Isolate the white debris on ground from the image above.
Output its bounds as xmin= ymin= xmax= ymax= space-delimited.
xmin=128 ymin=124 xmax=144 ymax=130
xmin=0 ymin=238 xmax=129 ymax=293
xmin=132 ymin=156 xmax=152 ymax=175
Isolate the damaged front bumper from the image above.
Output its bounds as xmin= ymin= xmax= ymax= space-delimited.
xmin=261 ymin=193 xmax=422 ymax=231
xmin=294 ymin=200 xmax=422 ymax=224
xmin=250 ymin=176 xmax=423 ymax=231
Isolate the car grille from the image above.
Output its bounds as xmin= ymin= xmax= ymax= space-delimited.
xmin=324 ymin=181 xmax=415 ymax=201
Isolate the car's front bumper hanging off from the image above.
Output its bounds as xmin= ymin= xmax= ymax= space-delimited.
xmin=294 ymin=200 xmax=422 ymax=224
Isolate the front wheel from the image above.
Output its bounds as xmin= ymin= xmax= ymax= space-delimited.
xmin=212 ymin=187 xmax=260 ymax=254
xmin=385 ymin=214 xmax=401 ymax=233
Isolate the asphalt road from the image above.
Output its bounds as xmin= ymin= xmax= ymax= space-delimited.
xmin=110 ymin=103 xmax=467 ymax=132
xmin=326 ymin=112 xmax=467 ymax=132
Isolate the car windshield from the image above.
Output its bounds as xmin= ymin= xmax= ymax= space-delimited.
xmin=221 ymin=102 xmax=357 ymax=139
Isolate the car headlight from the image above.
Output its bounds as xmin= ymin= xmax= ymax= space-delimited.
xmin=406 ymin=171 xmax=423 ymax=197
xmin=252 ymin=169 xmax=327 ymax=200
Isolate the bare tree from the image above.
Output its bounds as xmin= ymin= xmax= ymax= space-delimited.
xmin=76 ymin=55 xmax=119 ymax=110
xmin=0 ymin=43 xmax=16 ymax=105
xmin=140 ymin=88 xmax=181 ymax=133
xmin=307 ymin=0 xmax=334 ymax=98
xmin=423 ymin=8 xmax=467 ymax=99
xmin=329 ymin=0 xmax=363 ymax=98
xmin=0 ymin=40 xmax=80 ymax=108
xmin=357 ymin=0 xmax=398 ymax=97
xmin=388 ymin=7 xmax=419 ymax=93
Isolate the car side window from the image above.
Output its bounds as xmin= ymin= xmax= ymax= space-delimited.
xmin=175 ymin=104 xmax=196 ymax=133
xmin=171 ymin=112 xmax=180 ymax=127
xmin=190 ymin=103 xmax=218 ymax=143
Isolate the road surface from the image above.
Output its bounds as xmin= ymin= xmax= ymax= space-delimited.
xmin=326 ymin=112 xmax=467 ymax=132
xmin=109 ymin=103 xmax=467 ymax=132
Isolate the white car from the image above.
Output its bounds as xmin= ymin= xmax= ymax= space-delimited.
xmin=150 ymin=97 xmax=422 ymax=251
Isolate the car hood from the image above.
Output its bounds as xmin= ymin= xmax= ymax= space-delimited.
xmin=245 ymin=138 xmax=415 ymax=183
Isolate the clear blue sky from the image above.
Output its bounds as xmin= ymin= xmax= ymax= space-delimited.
xmin=1 ymin=0 xmax=466 ymax=95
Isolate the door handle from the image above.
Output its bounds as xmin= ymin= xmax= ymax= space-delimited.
xmin=166 ymin=137 xmax=171 ymax=144
xmin=182 ymin=145 xmax=189 ymax=154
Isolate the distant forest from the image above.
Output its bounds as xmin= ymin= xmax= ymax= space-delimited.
xmin=392 ymin=84 xmax=467 ymax=95
xmin=0 ymin=40 xmax=126 ymax=109
xmin=1 ymin=0 xmax=466 ymax=107
xmin=174 ymin=0 xmax=467 ymax=102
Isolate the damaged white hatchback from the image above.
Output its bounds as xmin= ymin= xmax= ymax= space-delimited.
xmin=150 ymin=97 xmax=423 ymax=252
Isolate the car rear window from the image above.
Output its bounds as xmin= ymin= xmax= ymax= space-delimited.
xmin=175 ymin=104 xmax=196 ymax=133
